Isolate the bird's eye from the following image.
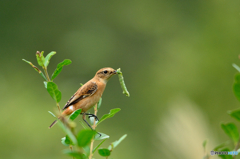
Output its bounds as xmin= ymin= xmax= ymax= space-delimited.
xmin=103 ymin=70 xmax=108 ymax=74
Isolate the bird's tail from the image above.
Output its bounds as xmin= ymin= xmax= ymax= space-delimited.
xmin=49 ymin=119 xmax=58 ymax=129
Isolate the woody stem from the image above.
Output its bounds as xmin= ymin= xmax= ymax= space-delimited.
xmin=89 ymin=104 xmax=98 ymax=159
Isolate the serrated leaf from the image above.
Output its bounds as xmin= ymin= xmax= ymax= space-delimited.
xmin=221 ymin=123 xmax=239 ymax=145
xmin=93 ymin=139 xmax=107 ymax=154
xmin=22 ymin=59 xmax=47 ymax=80
xmin=36 ymin=51 xmax=45 ymax=67
xmin=44 ymin=51 xmax=56 ymax=67
xmin=57 ymin=120 xmax=77 ymax=145
xmin=63 ymin=150 xmax=86 ymax=159
xmin=228 ymin=109 xmax=240 ymax=122
xmin=77 ymin=130 xmax=95 ymax=147
xmin=51 ymin=59 xmax=72 ymax=80
xmin=98 ymin=148 xmax=111 ymax=157
xmin=94 ymin=132 xmax=109 ymax=140
xmin=97 ymin=98 xmax=102 ymax=110
xmin=108 ymin=134 xmax=127 ymax=150
xmin=48 ymin=111 xmax=56 ymax=117
xmin=97 ymin=108 xmax=121 ymax=125
xmin=47 ymin=82 xmax=61 ymax=103
xmin=70 ymin=109 xmax=82 ymax=121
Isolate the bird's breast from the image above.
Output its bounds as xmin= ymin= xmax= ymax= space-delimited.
xmin=75 ymin=83 xmax=106 ymax=112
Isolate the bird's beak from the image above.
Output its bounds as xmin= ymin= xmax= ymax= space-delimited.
xmin=113 ymin=70 xmax=117 ymax=74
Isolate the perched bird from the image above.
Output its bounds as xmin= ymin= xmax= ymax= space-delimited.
xmin=49 ymin=67 xmax=117 ymax=129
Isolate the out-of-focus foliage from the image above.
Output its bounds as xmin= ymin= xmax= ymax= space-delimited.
xmin=1 ymin=0 xmax=240 ymax=159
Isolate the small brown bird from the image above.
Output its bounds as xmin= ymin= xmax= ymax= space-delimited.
xmin=49 ymin=67 xmax=117 ymax=129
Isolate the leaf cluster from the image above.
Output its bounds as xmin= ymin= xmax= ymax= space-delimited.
xmin=23 ymin=51 xmax=129 ymax=159
xmin=58 ymin=106 xmax=126 ymax=158
xmin=23 ymin=51 xmax=71 ymax=104
xmin=203 ymin=64 xmax=240 ymax=159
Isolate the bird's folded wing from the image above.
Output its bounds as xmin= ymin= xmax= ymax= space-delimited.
xmin=62 ymin=82 xmax=98 ymax=110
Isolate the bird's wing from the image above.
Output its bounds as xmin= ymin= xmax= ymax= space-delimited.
xmin=62 ymin=81 xmax=98 ymax=110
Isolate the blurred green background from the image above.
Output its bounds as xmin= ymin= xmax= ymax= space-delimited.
xmin=1 ymin=1 xmax=240 ymax=159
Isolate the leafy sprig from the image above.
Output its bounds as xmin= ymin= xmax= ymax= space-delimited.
xmin=202 ymin=63 xmax=240 ymax=159
xmin=23 ymin=51 xmax=129 ymax=159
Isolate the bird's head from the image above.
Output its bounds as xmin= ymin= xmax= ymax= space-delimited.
xmin=95 ymin=67 xmax=117 ymax=83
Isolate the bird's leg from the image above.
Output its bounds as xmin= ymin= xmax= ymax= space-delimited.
xmin=81 ymin=112 xmax=101 ymax=137
xmin=84 ymin=113 xmax=99 ymax=121
xmin=82 ymin=113 xmax=94 ymax=130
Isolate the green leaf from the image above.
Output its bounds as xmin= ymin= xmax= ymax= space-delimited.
xmin=228 ymin=109 xmax=240 ymax=122
xmin=221 ymin=123 xmax=239 ymax=145
xmin=94 ymin=132 xmax=109 ymax=140
xmin=22 ymin=59 xmax=47 ymax=80
xmin=233 ymin=83 xmax=240 ymax=102
xmin=233 ymin=74 xmax=240 ymax=102
xmin=218 ymin=148 xmax=233 ymax=159
xmin=93 ymin=139 xmax=107 ymax=154
xmin=44 ymin=51 xmax=56 ymax=67
xmin=235 ymin=73 xmax=240 ymax=83
xmin=108 ymin=134 xmax=127 ymax=150
xmin=98 ymin=148 xmax=111 ymax=157
xmin=83 ymin=145 xmax=90 ymax=157
xmin=97 ymin=97 xmax=102 ymax=110
xmin=213 ymin=142 xmax=226 ymax=151
xmin=44 ymin=81 xmax=47 ymax=88
xmin=57 ymin=120 xmax=77 ymax=145
xmin=233 ymin=63 xmax=240 ymax=72
xmin=202 ymin=140 xmax=207 ymax=150
xmin=48 ymin=111 xmax=56 ymax=117
xmin=61 ymin=137 xmax=69 ymax=146
xmin=116 ymin=68 xmax=130 ymax=97
xmin=63 ymin=135 xmax=73 ymax=146
xmin=97 ymin=108 xmax=121 ymax=125
xmin=77 ymin=130 xmax=95 ymax=147
xmin=51 ymin=59 xmax=72 ymax=80
xmin=70 ymin=109 xmax=82 ymax=121
xmin=36 ymin=51 xmax=45 ymax=67
xmin=63 ymin=150 xmax=86 ymax=159
xmin=47 ymin=82 xmax=61 ymax=103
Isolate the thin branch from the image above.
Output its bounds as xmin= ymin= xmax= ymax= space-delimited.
xmin=89 ymin=104 xmax=98 ymax=159
xmin=56 ymin=102 xmax=61 ymax=113
xmin=43 ymin=67 xmax=51 ymax=81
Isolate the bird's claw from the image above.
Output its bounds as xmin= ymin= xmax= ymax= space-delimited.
xmin=86 ymin=114 xmax=99 ymax=121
